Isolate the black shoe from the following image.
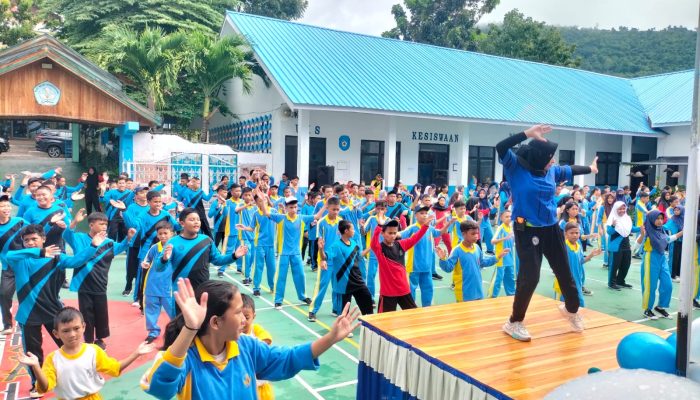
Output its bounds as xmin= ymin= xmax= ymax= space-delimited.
xmin=311 ymin=267 xmax=318 ymax=272
xmin=274 ymin=303 xmax=283 ymax=310
xmin=217 ymin=272 xmax=224 ymax=278
xmin=654 ymin=306 xmax=672 ymax=319
xmin=145 ymin=336 xmax=156 ymax=344
xmin=253 ymin=290 xmax=261 ymax=297
xmin=693 ymin=300 xmax=700 ymax=310
xmin=62 ymin=279 xmax=69 ymax=289
xmin=308 ymin=312 xmax=316 ymax=322
xmin=243 ymin=278 xmax=251 ymax=286
xmin=122 ymin=289 xmax=131 ymax=296
xmin=303 ymin=297 xmax=312 ymax=305
xmin=582 ymin=287 xmax=593 ymax=296
xmin=632 ymin=254 xmax=641 ymax=260
xmin=432 ymin=273 xmax=443 ymax=281
xmin=95 ymin=339 xmax=107 ymax=350
xmin=306 ymin=259 xmax=311 ymax=265
xmin=618 ymin=282 xmax=633 ymax=289
xmin=643 ymin=309 xmax=658 ymax=320
xmin=608 ymin=284 xmax=622 ymax=291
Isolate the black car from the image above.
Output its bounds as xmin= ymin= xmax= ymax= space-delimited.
xmin=0 ymin=136 xmax=8 ymax=153
xmin=35 ymin=129 xmax=72 ymax=158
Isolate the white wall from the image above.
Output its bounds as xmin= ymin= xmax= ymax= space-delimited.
xmin=656 ymin=126 xmax=692 ymax=186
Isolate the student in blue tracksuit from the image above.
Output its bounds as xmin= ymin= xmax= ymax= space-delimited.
xmin=22 ymin=185 xmax=70 ymax=250
xmin=664 ymin=205 xmax=684 ymax=281
xmin=208 ymin=186 xmax=228 ymax=249
xmin=180 ymin=177 xmax=214 ymax=239
xmin=101 ymin=176 xmax=130 ymax=242
xmin=7 ymin=224 xmax=99 ymax=393
xmin=597 ymin=193 xmax=615 ymax=267
xmin=220 ymin=184 xmax=244 ymax=276
xmin=316 ymin=220 xmax=373 ymax=322
xmin=142 ymin=221 xmax=176 ymax=343
xmin=309 ymin=197 xmax=344 ymax=320
xmin=399 ymin=206 xmax=453 ymax=307
xmin=363 ymin=200 xmax=387 ymax=302
xmin=553 ymin=222 xmax=602 ymax=307
xmin=260 ymin=194 xmax=315 ymax=309
xmin=54 ymin=174 xmax=84 ymax=211
xmin=122 ymin=186 xmax=150 ymax=297
xmin=301 ymin=195 xmax=317 ymax=266
xmin=488 ymin=210 xmax=516 ymax=297
xmin=0 ymin=195 xmax=26 ymax=334
xmin=168 ymin=208 xmax=247 ymax=291
xmin=304 ymin=192 xmax=322 ymax=271
xmin=606 ymin=201 xmax=640 ymax=290
xmin=497 ymin=125 xmax=598 ymax=342
xmin=437 ymin=220 xmax=508 ymax=302
xmin=638 ymin=210 xmax=681 ymax=320
xmin=476 ymin=189 xmax=496 ymax=253
xmin=63 ymin=211 xmax=132 ymax=346
xmin=141 ymin=278 xmax=358 ymax=400
xmin=237 ymin=194 xmax=278 ymax=297
xmin=172 ymin=173 xmax=189 ymax=202
xmin=237 ymin=188 xmax=258 ymax=285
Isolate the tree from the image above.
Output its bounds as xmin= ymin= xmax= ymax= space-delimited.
xmin=0 ymin=0 xmax=44 ymax=48
xmin=47 ymin=0 xmax=238 ymax=50
xmin=238 ymin=0 xmax=307 ymax=20
xmin=478 ymin=10 xmax=580 ymax=67
xmin=182 ymin=31 xmax=252 ymax=142
xmin=382 ymin=0 xmax=499 ymax=50
xmin=94 ymin=26 xmax=185 ymax=111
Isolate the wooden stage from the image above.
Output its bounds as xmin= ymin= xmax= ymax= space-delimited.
xmin=359 ymin=294 xmax=669 ymax=399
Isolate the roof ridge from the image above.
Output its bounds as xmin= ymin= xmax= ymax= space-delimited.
xmin=630 ymin=69 xmax=695 ymax=80
xmin=226 ymin=11 xmax=629 ymax=82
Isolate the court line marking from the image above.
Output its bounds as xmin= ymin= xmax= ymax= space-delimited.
xmin=314 ymin=379 xmax=358 ymax=392
xmin=294 ymin=375 xmax=325 ymax=400
xmin=583 ymin=277 xmax=680 ymax=301
xmin=632 ymin=311 xmax=678 ymax=324
xmin=219 ymin=270 xmax=360 ymax=364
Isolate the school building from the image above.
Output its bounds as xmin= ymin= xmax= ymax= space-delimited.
xmin=210 ymin=12 xmax=693 ymax=191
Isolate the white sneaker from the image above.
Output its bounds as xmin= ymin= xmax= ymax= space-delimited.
xmin=672 ymin=277 xmax=681 ymax=283
xmin=29 ymin=389 xmax=42 ymax=398
xmin=131 ymin=302 xmax=139 ymax=307
xmin=502 ymin=320 xmax=531 ymax=342
xmin=559 ymin=304 xmax=585 ymax=332
xmin=1 ymin=327 xmax=12 ymax=335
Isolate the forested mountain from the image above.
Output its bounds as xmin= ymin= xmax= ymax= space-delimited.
xmin=558 ymin=26 xmax=696 ymax=77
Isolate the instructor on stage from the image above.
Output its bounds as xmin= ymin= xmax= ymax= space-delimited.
xmin=496 ymin=125 xmax=598 ymax=342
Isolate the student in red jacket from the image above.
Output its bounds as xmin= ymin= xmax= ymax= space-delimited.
xmin=370 ymin=207 xmax=430 ymax=313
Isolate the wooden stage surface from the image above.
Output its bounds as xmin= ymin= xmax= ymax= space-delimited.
xmin=360 ymin=294 xmax=669 ymax=399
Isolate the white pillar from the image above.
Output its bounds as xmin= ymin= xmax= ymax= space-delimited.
xmin=459 ymin=123 xmax=471 ymax=186
xmin=618 ymin=135 xmax=632 ymax=188
xmin=271 ymin=109 xmax=285 ymax=180
xmin=494 ymin=157 xmax=503 ymax=183
xmin=385 ymin=116 xmax=397 ymax=190
xmin=297 ymin=110 xmax=310 ymax=186
xmin=575 ymin=131 xmax=587 ymax=187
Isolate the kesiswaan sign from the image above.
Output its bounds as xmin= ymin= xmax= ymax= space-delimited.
xmin=412 ymin=131 xmax=459 ymax=143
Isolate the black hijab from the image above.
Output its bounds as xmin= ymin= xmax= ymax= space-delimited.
xmin=516 ymin=139 xmax=559 ymax=177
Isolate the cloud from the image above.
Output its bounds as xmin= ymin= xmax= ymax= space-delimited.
xmin=301 ymin=0 xmax=698 ymax=35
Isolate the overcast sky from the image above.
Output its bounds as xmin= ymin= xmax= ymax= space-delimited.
xmin=301 ymin=0 xmax=699 ymax=36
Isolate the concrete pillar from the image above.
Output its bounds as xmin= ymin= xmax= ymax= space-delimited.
xmin=271 ymin=109 xmax=285 ymax=180
xmin=385 ymin=116 xmax=397 ymax=190
xmin=494 ymin=157 xmax=503 ymax=183
xmin=71 ymin=123 xmax=80 ymax=163
xmin=618 ymin=135 xmax=632 ymax=188
xmin=117 ymin=121 xmax=139 ymax=176
xmin=297 ymin=109 xmax=310 ymax=186
xmin=459 ymin=123 xmax=471 ymax=186
xmin=575 ymin=131 xmax=587 ymax=187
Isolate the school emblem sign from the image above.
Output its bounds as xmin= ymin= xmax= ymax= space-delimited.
xmin=33 ymin=81 xmax=61 ymax=106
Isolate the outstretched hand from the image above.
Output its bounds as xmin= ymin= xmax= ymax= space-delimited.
xmin=135 ymin=341 xmax=155 ymax=355
xmin=589 ymin=156 xmax=599 ymax=174
xmin=329 ymin=303 xmax=361 ymax=343
xmin=174 ymin=278 xmax=207 ymax=331
xmin=18 ymin=352 xmax=39 ymax=368
xmin=524 ymin=125 xmax=552 ymax=142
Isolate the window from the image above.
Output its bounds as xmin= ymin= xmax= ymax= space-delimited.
xmin=666 ymin=165 xmax=679 ymax=187
xmin=361 ymin=140 xmax=384 ymax=185
xmin=284 ymin=136 xmax=297 ymax=177
xmin=559 ymin=150 xmax=575 ymax=166
xmin=595 ymin=152 xmax=621 ymax=186
xmin=418 ymin=144 xmax=449 ymax=186
xmin=308 ymin=138 xmax=326 ymax=185
xmin=468 ymin=146 xmax=495 ymax=184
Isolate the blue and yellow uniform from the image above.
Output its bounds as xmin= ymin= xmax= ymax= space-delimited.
xmin=363 ymin=215 xmax=381 ymax=300
xmin=448 ymin=215 xmax=472 ymax=301
xmin=208 ymin=200 xmax=227 ymax=246
xmin=221 ymin=198 xmax=244 ymax=274
xmin=301 ymin=201 xmax=317 ymax=269
xmin=143 ymin=243 xmax=176 ymax=339
xmin=311 ymin=215 xmax=343 ymax=315
xmin=439 ymin=243 xmax=498 ymax=302
xmin=635 ymin=201 xmax=649 ymax=227
xmin=239 ymin=204 xmax=258 ymax=279
xmin=488 ymin=223 xmax=515 ymax=298
xmin=137 ymin=210 xmax=180 ymax=261
xmin=596 ymin=208 xmax=610 ymax=265
xmin=251 ymin=209 xmax=278 ymax=292
xmin=553 ymin=241 xmax=586 ymax=307
xmin=267 ymin=213 xmax=315 ymax=305
xmin=142 ymin=335 xmax=319 ymax=399
xmin=640 ymin=233 xmax=673 ymax=312
xmin=168 ymin=234 xmax=236 ymax=290
xmin=400 ymin=223 xmax=441 ymax=307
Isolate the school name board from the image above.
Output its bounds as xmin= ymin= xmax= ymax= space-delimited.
xmin=411 ymin=131 xmax=459 ymax=143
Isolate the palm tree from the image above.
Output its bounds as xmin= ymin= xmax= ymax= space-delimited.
xmin=182 ymin=31 xmax=252 ymax=142
xmin=95 ymin=25 xmax=185 ymax=111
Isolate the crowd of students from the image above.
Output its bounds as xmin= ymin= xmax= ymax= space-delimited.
xmin=0 ymin=150 xmax=698 ymax=398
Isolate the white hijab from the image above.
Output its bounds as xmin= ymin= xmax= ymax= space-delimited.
xmin=606 ymin=201 xmax=632 ymax=237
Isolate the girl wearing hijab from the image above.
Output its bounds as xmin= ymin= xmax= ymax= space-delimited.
xmin=664 ymin=205 xmax=684 ymax=281
xmin=498 ymin=181 xmax=512 ymax=216
xmin=477 ymin=188 xmax=496 ymax=254
xmin=496 ymin=125 xmax=598 ymax=342
xmin=84 ymin=167 xmax=101 ymax=214
xmin=597 ymin=193 xmax=616 ymax=267
xmin=657 ymin=190 xmax=672 ymax=214
xmin=637 ymin=210 xmax=682 ymax=320
xmin=606 ymin=201 xmax=640 ymax=290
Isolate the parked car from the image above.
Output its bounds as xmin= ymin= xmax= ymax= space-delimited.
xmin=35 ymin=129 xmax=71 ymax=158
xmin=0 ymin=136 xmax=8 ymax=153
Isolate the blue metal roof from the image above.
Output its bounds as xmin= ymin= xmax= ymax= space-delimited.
xmin=225 ymin=12 xmax=663 ymax=135
xmin=631 ymin=70 xmax=694 ymax=127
